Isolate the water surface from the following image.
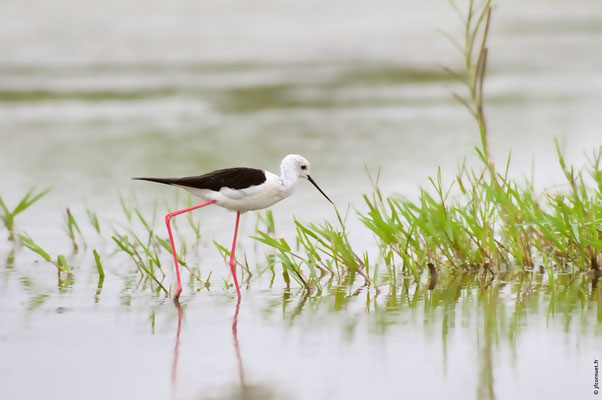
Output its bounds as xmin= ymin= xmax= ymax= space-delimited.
xmin=1 ymin=1 xmax=601 ymax=399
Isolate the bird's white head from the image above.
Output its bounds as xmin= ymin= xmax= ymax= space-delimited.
xmin=280 ymin=154 xmax=333 ymax=204
xmin=281 ymin=154 xmax=311 ymax=179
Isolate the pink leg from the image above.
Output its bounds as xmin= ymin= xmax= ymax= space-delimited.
xmin=165 ymin=200 xmax=216 ymax=299
xmin=229 ymin=212 xmax=242 ymax=297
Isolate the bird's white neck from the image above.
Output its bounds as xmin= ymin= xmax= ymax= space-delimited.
xmin=280 ymin=164 xmax=299 ymax=191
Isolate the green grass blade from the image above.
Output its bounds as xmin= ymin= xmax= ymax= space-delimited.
xmin=93 ymin=249 xmax=105 ymax=278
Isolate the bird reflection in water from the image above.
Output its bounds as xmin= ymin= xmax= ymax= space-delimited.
xmin=231 ymin=298 xmax=245 ymax=389
xmin=171 ymin=299 xmax=285 ymax=400
xmin=171 ymin=299 xmax=244 ymax=395
xmin=172 ymin=299 xmax=184 ymax=396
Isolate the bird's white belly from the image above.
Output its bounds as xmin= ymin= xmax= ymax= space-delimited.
xmin=177 ymin=177 xmax=291 ymax=213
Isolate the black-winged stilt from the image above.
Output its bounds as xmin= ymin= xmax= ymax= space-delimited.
xmin=134 ymin=154 xmax=333 ymax=299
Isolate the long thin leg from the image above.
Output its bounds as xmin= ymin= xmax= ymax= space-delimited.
xmin=165 ymin=200 xmax=216 ymax=299
xmin=229 ymin=212 xmax=242 ymax=297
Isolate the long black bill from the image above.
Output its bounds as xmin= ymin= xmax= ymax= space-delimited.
xmin=307 ymin=175 xmax=333 ymax=204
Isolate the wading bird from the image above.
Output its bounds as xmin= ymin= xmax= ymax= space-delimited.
xmin=134 ymin=154 xmax=333 ymax=299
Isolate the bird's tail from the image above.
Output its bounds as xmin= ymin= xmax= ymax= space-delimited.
xmin=132 ymin=177 xmax=178 ymax=186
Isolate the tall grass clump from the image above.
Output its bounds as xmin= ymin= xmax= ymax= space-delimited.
xmin=361 ymin=146 xmax=601 ymax=275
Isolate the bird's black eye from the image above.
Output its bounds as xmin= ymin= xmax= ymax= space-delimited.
xmin=301 ymin=165 xmax=307 ymax=170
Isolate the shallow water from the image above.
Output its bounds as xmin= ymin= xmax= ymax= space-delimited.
xmin=1 ymin=1 xmax=601 ymax=399
xmin=2 ymin=265 xmax=600 ymax=400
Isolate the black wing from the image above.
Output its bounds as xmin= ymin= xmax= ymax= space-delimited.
xmin=133 ymin=167 xmax=267 ymax=191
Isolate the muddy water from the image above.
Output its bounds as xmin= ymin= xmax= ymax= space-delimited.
xmin=1 ymin=1 xmax=601 ymax=399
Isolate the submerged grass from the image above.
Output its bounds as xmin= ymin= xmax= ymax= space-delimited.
xmin=17 ymin=233 xmax=71 ymax=274
xmin=253 ymin=209 xmax=377 ymax=294
xmin=0 ymin=187 xmax=51 ymax=240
